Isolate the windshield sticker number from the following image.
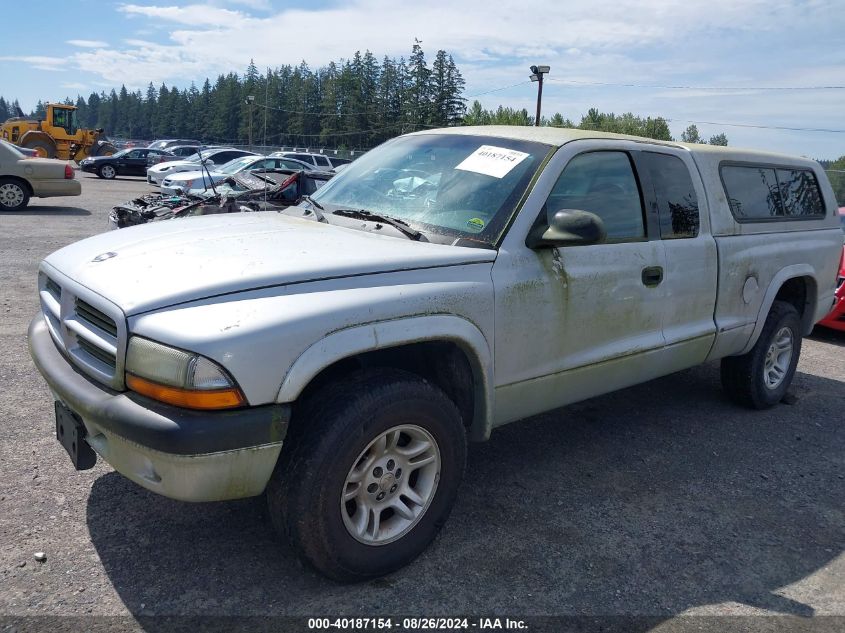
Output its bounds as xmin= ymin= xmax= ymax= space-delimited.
xmin=455 ymin=145 xmax=530 ymax=179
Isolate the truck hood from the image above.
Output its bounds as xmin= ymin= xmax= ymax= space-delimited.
xmin=42 ymin=213 xmax=496 ymax=316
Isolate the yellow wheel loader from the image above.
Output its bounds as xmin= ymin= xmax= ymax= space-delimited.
xmin=1 ymin=103 xmax=116 ymax=161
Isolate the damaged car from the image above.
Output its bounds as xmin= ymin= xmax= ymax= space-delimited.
xmin=159 ymin=155 xmax=315 ymax=196
xmin=28 ymin=127 xmax=843 ymax=582
xmin=109 ymin=167 xmax=334 ymax=228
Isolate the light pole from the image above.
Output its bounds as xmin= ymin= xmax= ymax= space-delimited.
xmin=245 ymin=95 xmax=255 ymax=147
xmin=529 ymin=65 xmax=550 ymax=126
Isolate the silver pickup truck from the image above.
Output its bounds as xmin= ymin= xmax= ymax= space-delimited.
xmin=28 ymin=127 xmax=843 ymax=581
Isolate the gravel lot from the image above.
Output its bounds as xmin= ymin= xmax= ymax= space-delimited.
xmin=1 ymin=175 xmax=843 ymax=630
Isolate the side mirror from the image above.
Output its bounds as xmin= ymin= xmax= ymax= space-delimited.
xmin=526 ymin=209 xmax=607 ymax=249
xmin=202 ymin=158 xmax=215 ymax=165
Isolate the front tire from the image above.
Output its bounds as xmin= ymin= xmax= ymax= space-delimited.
xmin=0 ymin=178 xmax=30 ymax=210
xmin=93 ymin=142 xmax=117 ymax=157
xmin=98 ymin=164 xmax=116 ymax=180
xmin=721 ymin=300 xmax=802 ymax=409
xmin=267 ymin=368 xmax=467 ymax=581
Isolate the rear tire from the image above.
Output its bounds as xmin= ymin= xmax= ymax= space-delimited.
xmin=267 ymin=368 xmax=467 ymax=582
xmin=0 ymin=178 xmax=30 ymax=210
xmin=21 ymin=138 xmax=56 ymax=159
xmin=721 ymin=300 xmax=802 ymax=409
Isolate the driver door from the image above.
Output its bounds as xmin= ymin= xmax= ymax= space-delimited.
xmin=491 ymin=144 xmax=670 ymax=426
xmin=118 ymin=149 xmax=144 ymax=175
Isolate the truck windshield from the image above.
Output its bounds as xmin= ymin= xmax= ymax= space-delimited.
xmin=310 ymin=134 xmax=552 ymax=244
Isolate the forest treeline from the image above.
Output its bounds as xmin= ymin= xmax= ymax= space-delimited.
xmin=1 ymin=44 xmax=732 ymax=149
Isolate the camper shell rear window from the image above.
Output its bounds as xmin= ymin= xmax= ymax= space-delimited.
xmin=720 ymin=162 xmax=826 ymax=222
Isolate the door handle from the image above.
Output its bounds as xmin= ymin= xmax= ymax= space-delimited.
xmin=641 ymin=266 xmax=664 ymax=287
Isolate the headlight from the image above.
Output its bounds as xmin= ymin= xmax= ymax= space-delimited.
xmin=125 ymin=337 xmax=245 ymax=410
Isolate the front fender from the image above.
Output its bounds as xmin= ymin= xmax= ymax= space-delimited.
xmin=276 ymin=315 xmax=495 ymax=441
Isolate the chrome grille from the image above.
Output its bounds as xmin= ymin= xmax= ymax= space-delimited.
xmin=38 ymin=270 xmax=126 ymax=390
xmin=75 ymin=299 xmax=118 ymax=338
xmin=77 ymin=337 xmax=117 ymax=368
xmin=45 ymin=277 xmax=61 ymax=301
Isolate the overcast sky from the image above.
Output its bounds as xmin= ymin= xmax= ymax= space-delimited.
xmin=1 ymin=0 xmax=843 ymax=158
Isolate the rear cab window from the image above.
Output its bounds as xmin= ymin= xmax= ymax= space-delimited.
xmin=641 ymin=152 xmax=700 ymax=239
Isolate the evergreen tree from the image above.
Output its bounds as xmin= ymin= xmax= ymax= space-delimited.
xmin=406 ymin=42 xmax=431 ymax=129
xmin=709 ymin=133 xmax=729 ymax=146
xmin=681 ymin=124 xmax=703 ymax=143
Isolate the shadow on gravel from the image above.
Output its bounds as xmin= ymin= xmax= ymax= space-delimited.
xmin=3 ymin=206 xmax=91 ymax=216
xmin=81 ymin=175 xmax=148 ymax=181
xmin=86 ymin=363 xmax=844 ymax=630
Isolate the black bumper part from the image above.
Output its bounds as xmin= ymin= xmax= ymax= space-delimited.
xmin=28 ymin=315 xmax=290 ymax=455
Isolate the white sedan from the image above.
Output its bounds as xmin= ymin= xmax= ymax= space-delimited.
xmin=160 ymin=156 xmax=315 ymax=195
xmin=146 ymin=148 xmax=257 ymax=185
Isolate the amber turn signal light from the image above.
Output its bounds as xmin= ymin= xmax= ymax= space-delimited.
xmin=126 ymin=374 xmax=245 ymax=410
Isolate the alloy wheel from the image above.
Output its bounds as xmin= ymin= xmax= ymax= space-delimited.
xmin=341 ymin=424 xmax=441 ymax=546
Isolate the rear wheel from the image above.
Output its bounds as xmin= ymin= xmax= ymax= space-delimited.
xmin=0 ymin=178 xmax=30 ymax=210
xmin=267 ymin=368 xmax=467 ymax=581
xmin=98 ymin=164 xmax=116 ymax=179
xmin=721 ymin=300 xmax=802 ymax=409
xmin=22 ymin=138 xmax=56 ymax=159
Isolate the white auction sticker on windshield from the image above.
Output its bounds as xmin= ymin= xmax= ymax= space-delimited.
xmin=454 ymin=145 xmax=530 ymax=179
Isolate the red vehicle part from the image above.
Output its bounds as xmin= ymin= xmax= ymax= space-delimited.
xmin=818 ymin=208 xmax=845 ymax=332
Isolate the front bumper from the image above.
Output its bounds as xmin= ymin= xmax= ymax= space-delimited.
xmin=159 ymin=184 xmax=183 ymax=196
xmin=28 ymin=315 xmax=290 ymax=501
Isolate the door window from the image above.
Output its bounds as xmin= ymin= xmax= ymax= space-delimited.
xmin=642 ymin=152 xmax=700 ymax=238
xmin=546 ymin=151 xmax=646 ymax=241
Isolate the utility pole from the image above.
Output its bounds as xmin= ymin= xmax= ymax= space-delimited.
xmin=245 ymin=95 xmax=255 ymax=148
xmin=529 ymin=65 xmax=550 ymax=126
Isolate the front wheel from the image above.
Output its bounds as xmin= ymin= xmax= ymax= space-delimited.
xmin=98 ymin=164 xmax=116 ymax=180
xmin=93 ymin=142 xmax=117 ymax=157
xmin=267 ymin=368 xmax=467 ymax=581
xmin=721 ymin=300 xmax=803 ymax=409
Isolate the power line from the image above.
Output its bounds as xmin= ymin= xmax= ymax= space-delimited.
xmin=546 ymin=78 xmax=845 ymax=91
xmin=465 ymin=81 xmax=533 ymax=98
xmin=668 ymin=118 xmax=845 ymax=134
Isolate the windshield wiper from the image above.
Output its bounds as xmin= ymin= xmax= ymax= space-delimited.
xmin=299 ymin=195 xmax=326 ymax=221
xmin=301 ymin=194 xmax=324 ymax=210
xmin=331 ymin=209 xmax=423 ymax=241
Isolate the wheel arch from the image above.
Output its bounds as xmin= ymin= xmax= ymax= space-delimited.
xmin=18 ymin=130 xmax=57 ymax=155
xmin=276 ymin=315 xmax=495 ymax=441
xmin=740 ymin=266 xmax=818 ymax=354
xmin=0 ymin=175 xmax=33 ymax=196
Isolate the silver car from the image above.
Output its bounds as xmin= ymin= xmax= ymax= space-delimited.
xmin=0 ymin=140 xmax=80 ymax=210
